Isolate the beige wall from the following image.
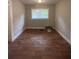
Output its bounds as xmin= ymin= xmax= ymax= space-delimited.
xmin=55 ymin=0 xmax=71 ymax=44
xmin=25 ymin=4 xmax=55 ymax=28
xmin=12 ymin=0 xmax=25 ymax=41
xmin=8 ymin=0 xmax=71 ymax=43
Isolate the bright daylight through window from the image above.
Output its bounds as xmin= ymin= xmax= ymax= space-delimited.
xmin=32 ymin=9 xmax=49 ymax=19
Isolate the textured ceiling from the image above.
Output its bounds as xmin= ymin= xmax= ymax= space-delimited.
xmin=20 ymin=0 xmax=60 ymax=4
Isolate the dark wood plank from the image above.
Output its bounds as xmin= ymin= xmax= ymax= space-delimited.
xmin=8 ymin=29 xmax=71 ymax=59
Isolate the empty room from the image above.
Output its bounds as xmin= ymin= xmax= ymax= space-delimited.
xmin=8 ymin=0 xmax=71 ymax=59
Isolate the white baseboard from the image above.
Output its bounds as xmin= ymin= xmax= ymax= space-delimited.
xmin=12 ymin=27 xmax=45 ymax=42
xmin=53 ymin=27 xmax=71 ymax=45
xmin=12 ymin=30 xmax=23 ymax=42
xmin=26 ymin=27 xmax=45 ymax=29
xmin=12 ymin=27 xmax=71 ymax=45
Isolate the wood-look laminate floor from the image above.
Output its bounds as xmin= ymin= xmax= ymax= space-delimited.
xmin=8 ymin=29 xmax=71 ymax=59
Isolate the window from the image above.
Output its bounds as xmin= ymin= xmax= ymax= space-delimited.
xmin=32 ymin=9 xmax=49 ymax=19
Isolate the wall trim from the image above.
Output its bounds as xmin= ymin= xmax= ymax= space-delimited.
xmin=12 ymin=27 xmax=71 ymax=45
xmin=12 ymin=30 xmax=23 ymax=42
xmin=53 ymin=27 xmax=71 ymax=45
xmin=26 ymin=27 xmax=45 ymax=29
xmin=12 ymin=27 xmax=45 ymax=42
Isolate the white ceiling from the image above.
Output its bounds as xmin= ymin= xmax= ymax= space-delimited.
xmin=20 ymin=0 xmax=60 ymax=4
